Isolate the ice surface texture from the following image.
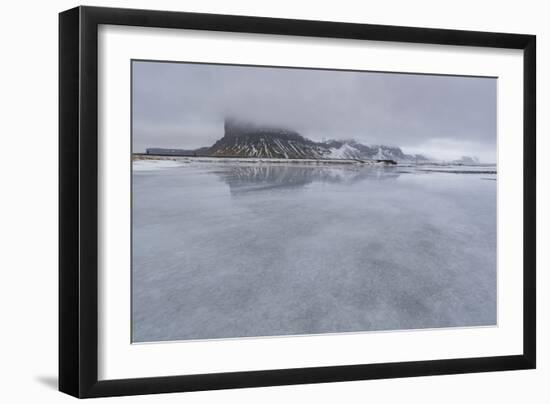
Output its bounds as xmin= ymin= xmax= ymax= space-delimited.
xmin=132 ymin=163 xmax=496 ymax=342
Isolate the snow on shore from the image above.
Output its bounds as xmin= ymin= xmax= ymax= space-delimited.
xmin=133 ymin=155 xmax=383 ymax=166
xmin=133 ymin=159 xmax=187 ymax=171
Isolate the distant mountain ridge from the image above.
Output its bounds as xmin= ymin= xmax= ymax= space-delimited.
xmin=145 ymin=118 xmax=442 ymax=163
xmin=322 ymin=139 xmax=429 ymax=162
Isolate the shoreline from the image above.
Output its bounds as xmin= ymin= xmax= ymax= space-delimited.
xmin=133 ymin=154 xmax=388 ymax=166
xmin=132 ymin=155 xmax=498 ymax=174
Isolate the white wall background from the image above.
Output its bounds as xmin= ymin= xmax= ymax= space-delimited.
xmin=0 ymin=0 xmax=546 ymax=402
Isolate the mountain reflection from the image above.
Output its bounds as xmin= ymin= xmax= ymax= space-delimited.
xmin=214 ymin=164 xmax=401 ymax=195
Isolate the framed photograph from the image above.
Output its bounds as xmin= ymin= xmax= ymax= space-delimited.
xmin=59 ymin=6 xmax=536 ymax=398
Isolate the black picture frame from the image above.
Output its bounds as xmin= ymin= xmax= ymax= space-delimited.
xmin=59 ymin=5 xmax=536 ymax=398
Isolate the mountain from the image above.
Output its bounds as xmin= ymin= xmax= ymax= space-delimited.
xmin=323 ymin=139 xmax=429 ymax=162
xmin=208 ymin=118 xmax=328 ymax=159
xmin=451 ymin=156 xmax=480 ymax=165
xmin=146 ymin=118 xmax=430 ymax=162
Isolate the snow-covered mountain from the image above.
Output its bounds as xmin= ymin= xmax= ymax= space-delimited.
xmin=147 ymin=118 xmax=432 ymax=162
xmin=450 ymin=156 xmax=480 ymax=165
xmin=324 ymin=139 xmax=429 ymax=163
xmin=208 ymin=118 xmax=328 ymax=159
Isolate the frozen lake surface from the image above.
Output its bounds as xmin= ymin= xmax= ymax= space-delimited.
xmin=132 ymin=161 xmax=497 ymax=342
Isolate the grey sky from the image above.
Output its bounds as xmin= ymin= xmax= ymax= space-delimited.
xmin=132 ymin=60 xmax=496 ymax=162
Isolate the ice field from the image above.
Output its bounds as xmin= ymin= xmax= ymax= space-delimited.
xmin=132 ymin=161 xmax=497 ymax=342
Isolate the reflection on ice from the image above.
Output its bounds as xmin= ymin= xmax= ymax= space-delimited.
xmin=214 ymin=164 xmax=401 ymax=194
xmin=132 ymin=162 xmax=497 ymax=343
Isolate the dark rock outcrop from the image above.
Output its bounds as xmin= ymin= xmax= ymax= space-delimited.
xmin=208 ymin=118 xmax=328 ymax=159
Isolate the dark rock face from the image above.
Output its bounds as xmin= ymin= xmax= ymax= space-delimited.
xmin=208 ymin=118 xmax=329 ymax=158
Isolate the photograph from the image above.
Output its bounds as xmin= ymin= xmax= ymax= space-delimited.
xmin=131 ymin=60 xmax=497 ymax=343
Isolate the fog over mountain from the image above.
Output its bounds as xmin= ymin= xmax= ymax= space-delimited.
xmin=133 ymin=61 xmax=497 ymax=163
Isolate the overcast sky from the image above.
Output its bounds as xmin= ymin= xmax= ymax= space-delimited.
xmin=133 ymin=60 xmax=496 ymax=163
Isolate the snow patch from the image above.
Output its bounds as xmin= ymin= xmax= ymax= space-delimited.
xmin=328 ymin=143 xmax=361 ymax=159
xmin=133 ymin=159 xmax=187 ymax=171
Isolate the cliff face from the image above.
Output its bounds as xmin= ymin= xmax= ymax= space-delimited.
xmin=208 ymin=118 xmax=329 ymax=159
